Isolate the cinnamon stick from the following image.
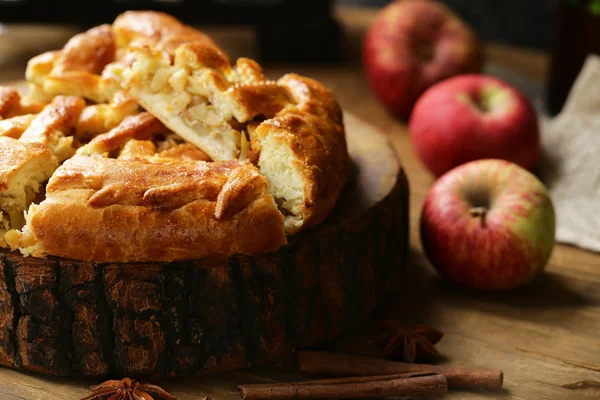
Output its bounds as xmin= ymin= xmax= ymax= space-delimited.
xmin=297 ymin=351 xmax=503 ymax=390
xmin=289 ymin=372 xmax=436 ymax=385
xmin=238 ymin=373 xmax=447 ymax=400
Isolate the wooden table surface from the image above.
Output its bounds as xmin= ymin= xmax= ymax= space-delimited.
xmin=0 ymin=7 xmax=598 ymax=400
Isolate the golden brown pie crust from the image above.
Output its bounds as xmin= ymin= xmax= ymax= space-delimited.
xmin=2 ymin=11 xmax=349 ymax=262
xmin=8 ymin=156 xmax=285 ymax=262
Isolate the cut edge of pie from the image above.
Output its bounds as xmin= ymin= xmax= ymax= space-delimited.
xmin=0 ymin=137 xmax=58 ymax=247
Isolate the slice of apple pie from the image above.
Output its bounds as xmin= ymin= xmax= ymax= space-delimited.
xmin=115 ymin=12 xmax=348 ymax=233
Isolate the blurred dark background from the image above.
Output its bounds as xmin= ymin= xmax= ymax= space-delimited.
xmin=0 ymin=0 xmax=559 ymax=51
xmin=337 ymin=0 xmax=558 ymax=50
xmin=0 ymin=0 xmax=597 ymax=114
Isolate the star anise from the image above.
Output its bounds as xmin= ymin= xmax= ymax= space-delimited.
xmin=81 ymin=377 xmax=178 ymax=400
xmin=376 ymin=320 xmax=444 ymax=363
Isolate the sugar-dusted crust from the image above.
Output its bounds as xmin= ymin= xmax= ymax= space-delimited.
xmin=8 ymin=155 xmax=286 ymax=262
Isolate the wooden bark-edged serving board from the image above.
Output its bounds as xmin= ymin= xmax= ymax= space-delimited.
xmin=0 ymin=112 xmax=409 ymax=377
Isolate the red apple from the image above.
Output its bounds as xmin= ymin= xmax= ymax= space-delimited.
xmin=362 ymin=0 xmax=483 ymax=119
xmin=421 ymin=159 xmax=555 ymax=291
xmin=409 ymin=74 xmax=540 ymax=177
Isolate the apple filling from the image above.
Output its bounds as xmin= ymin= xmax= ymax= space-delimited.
xmin=117 ymin=44 xmax=313 ymax=233
xmin=119 ymin=46 xmax=241 ymax=161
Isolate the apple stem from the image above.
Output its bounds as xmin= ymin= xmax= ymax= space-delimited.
xmin=469 ymin=206 xmax=488 ymax=228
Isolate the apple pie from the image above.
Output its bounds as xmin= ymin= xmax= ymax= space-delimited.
xmin=2 ymin=11 xmax=349 ymax=262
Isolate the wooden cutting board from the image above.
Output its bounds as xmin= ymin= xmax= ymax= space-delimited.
xmin=0 ymin=111 xmax=409 ymax=398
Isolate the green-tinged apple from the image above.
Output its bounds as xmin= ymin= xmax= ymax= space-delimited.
xmin=362 ymin=0 xmax=483 ymax=119
xmin=409 ymin=74 xmax=540 ymax=177
xmin=421 ymin=159 xmax=555 ymax=290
